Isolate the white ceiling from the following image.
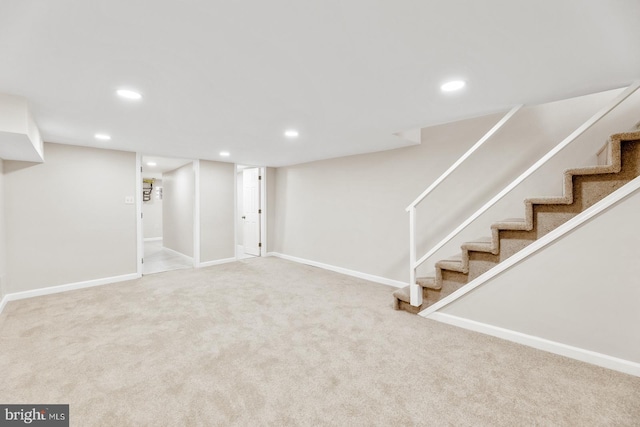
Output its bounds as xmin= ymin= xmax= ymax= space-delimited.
xmin=1 ymin=1 xmax=639 ymax=167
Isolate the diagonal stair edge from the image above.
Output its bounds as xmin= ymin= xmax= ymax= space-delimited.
xmin=396 ymin=130 xmax=640 ymax=313
xmin=417 ymin=173 xmax=640 ymax=317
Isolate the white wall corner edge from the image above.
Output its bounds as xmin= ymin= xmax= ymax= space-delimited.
xmin=427 ymin=312 xmax=640 ymax=378
xmin=0 ymin=273 xmax=141 ymax=316
xmin=266 ymin=252 xmax=407 ymax=288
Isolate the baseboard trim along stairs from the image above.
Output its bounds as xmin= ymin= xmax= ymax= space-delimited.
xmin=392 ymin=130 xmax=640 ymax=377
xmin=428 ymin=312 xmax=640 ymax=377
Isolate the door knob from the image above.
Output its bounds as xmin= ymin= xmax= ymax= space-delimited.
xmin=242 ymin=216 xmax=246 ymax=219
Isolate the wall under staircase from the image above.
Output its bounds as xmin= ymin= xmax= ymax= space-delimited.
xmin=400 ymin=83 xmax=640 ymax=375
xmin=431 ymin=187 xmax=640 ymax=373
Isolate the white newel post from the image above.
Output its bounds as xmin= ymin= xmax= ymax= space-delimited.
xmin=409 ymin=207 xmax=422 ymax=306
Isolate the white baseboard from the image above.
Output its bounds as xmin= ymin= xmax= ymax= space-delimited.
xmin=0 ymin=273 xmax=141 ymax=316
xmin=199 ymin=257 xmax=237 ymax=268
xmin=162 ymin=246 xmax=194 ymax=261
xmin=427 ymin=312 xmax=640 ymax=377
xmin=266 ymin=252 xmax=407 ymax=288
xmin=144 ymin=237 xmax=162 ymax=242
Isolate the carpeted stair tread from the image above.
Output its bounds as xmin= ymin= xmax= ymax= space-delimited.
xmin=436 ymin=254 xmax=465 ymax=273
xmin=417 ymin=276 xmax=440 ymax=290
xmin=525 ymin=196 xmax=571 ymax=205
xmin=441 ymin=253 xmax=463 ymax=261
xmin=395 ymin=131 xmax=640 ymax=314
xmin=565 ymin=165 xmax=617 ymax=176
xmin=491 ymin=218 xmax=529 ymax=231
xmin=461 ymin=236 xmax=496 ymax=254
xmin=436 ymin=263 xmax=465 ymax=275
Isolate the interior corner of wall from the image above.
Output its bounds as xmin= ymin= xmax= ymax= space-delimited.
xmin=0 ymin=274 xmax=7 ymax=299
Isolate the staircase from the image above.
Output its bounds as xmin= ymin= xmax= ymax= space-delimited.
xmin=394 ymin=130 xmax=640 ymax=314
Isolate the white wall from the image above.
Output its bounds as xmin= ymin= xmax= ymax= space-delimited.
xmin=142 ymin=178 xmax=163 ymax=239
xmin=199 ymin=160 xmax=235 ymax=262
xmin=163 ymin=162 xmax=194 ymax=257
xmin=272 ymin=112 xmax=503 ymax=281
xmin=266 ymin=167 xmax=277 ymax=253
xmin=272 ymin=89 xmax=631 ymax=283
xmin=0 ymin=93 xmax=43 ymax=162
xmin=0 ymin=160 xmax=6 ymax=299
xmin=441 ymin=189 xmax=640 ymax=363
xmin=4 ymin=143 xmax=137 ymax=293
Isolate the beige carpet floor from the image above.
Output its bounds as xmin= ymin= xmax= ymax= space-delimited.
xmin=1 ymin=257 xmax=638 ymax=426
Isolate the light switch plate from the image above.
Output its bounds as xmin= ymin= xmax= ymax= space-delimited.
xmin=125 ymin=196 xmax=135 ymax=204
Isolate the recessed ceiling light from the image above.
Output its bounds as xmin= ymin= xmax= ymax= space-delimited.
xmin=116 ymin=89 xmax=142 ymax=100
xmin=441 ymin=80 xmax=466 ymax=92
xmin=146 ymin=162 xmax=157 ymax=166
xmin=284 ymin=129 xmax=299 ymax=138
xmin=94 ymin=133 xmax=111 ymax=140
xmin=219 ymin=151 xmax=230 ymax=157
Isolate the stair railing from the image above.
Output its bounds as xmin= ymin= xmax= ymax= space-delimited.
xmin=406 ymin=81 xmax=640 ymax=307
xmin=406 ymin=105 xmax=522 ymax=306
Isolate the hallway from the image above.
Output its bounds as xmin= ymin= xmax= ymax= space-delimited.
xmin=143 ymin=240 xmax=192 ymax=275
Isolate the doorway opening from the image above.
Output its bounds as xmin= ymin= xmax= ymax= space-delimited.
xmin=141 ymin=155 xmax=195 ymax=275
xmin=236 ymin=165 xmax=265 ymax=259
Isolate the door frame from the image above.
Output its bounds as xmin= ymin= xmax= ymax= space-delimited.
xmin=193 ymin=159 xmax=201 ymax=267
xmin=234 ymin=164 xmax=267 ymax=258
xmin=137 ymin=158 xmax=268 ymax=275
xmin=136 ymin=153 xmax=143 ymax=276
xmin=136 ymin=153 xmax=198 ymax=276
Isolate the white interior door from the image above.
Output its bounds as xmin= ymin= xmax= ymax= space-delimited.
xmin=242 ymin=167 xmax=261 ymax=256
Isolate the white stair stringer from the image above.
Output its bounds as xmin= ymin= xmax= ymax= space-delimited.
xmin=418 ymin=174 xmax=640 ymax=318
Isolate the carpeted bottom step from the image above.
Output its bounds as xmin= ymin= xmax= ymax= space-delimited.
xmin=393 ymin=286 xmax=428 ymax=314
xmin=396 ymin=299 xmax=423 ymax=314
xmin=392 ymin=285 xmax=411 ymax=308
xmin=393 ymin=282 xmax=448 ymax=313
